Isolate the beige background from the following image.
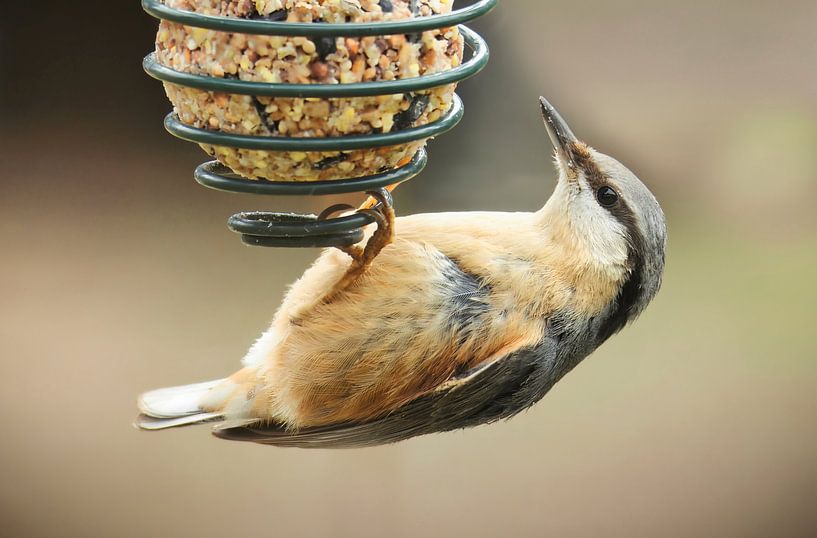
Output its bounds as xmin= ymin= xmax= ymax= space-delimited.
xmin=1 ymin=0 xmax=816 ymax=536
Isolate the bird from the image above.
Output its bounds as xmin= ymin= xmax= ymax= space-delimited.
xmin=136 ymin=96 xmax=667 ymax=448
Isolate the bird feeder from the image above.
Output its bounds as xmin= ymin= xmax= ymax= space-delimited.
xmin=142 ymin=0 xmax=497 ymax=248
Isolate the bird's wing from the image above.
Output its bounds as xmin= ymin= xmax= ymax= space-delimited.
xmin=213 ymin=334 xmax=558 ymax=448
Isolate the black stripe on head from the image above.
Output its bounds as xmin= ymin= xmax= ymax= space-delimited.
xmin=571 ymin=144 xmax=647 ymax=343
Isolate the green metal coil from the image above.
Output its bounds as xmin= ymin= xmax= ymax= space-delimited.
xmin=195 ymin=148 xmax=427 ymax=196
xmin=144 ymin=25 xmax=487 ymax=97
xmin=142 ymin=0 xmax=498 ymax=37
xmin=164 ymin=94 xmax=462 ymax=150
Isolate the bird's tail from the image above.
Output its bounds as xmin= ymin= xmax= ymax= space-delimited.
xmin=136 ymin=367 xmax=265 ymax=430
xmin=136 ymin=379 xmax=225 ymax=430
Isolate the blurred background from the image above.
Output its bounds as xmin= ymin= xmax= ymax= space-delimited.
xmin=1 ymin=0 xmax=816 ymax=536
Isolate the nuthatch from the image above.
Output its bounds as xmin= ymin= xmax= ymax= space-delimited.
xmin=136 ymin=97 xmax=667 ymax=448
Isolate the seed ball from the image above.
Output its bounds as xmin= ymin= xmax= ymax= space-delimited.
xmin=155 ymin=0 xmax=465 ymax=181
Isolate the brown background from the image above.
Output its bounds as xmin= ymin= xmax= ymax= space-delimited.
xmin=1 ymin=1 xmax=816 ymax=536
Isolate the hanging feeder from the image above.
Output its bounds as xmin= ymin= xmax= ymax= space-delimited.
xmin=142 ymin=0 xmax=497 ymax=248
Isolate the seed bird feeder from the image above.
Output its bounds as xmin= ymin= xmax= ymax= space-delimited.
xmin=142 ymin=0 xmax=497 ymax=248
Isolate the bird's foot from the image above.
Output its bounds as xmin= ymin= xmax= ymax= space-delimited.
xmin=319 ymin=188 xmax=395 ymax=299
xmin=354 ymin=188 xmax=395 ymax=267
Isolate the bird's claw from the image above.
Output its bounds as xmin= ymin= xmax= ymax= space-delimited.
xmin=317 ymin=203 xmax=364 ymax=259
xmin=318 ymin=189 xmax=395 ymax=265
xmin=355 ymin=188 xmax=395 ymax=267
xmin=319 ymin=189 xmax=395 ymax=300
xmin=316 ymin=189 xmax=395 ymax=264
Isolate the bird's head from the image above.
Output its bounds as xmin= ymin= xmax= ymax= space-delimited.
xmin=538 ymin=96 xmax=667 ymax=337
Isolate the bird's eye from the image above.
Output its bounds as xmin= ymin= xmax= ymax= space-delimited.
xmin=596 ymin=186 xmax=619 ymax=207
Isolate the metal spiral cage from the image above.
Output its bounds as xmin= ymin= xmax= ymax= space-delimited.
xmin=142 ymin=0 xmax=497 ymax=248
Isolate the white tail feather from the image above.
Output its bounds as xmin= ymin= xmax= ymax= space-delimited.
xmin=137 ymin=379 xmax=225 ymax=431
xmin=136 ymin=412 xmax=222 ymax=430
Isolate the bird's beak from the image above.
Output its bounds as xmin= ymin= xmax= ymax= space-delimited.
xmin=539 ymin=96 xmax=579 ymax=173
